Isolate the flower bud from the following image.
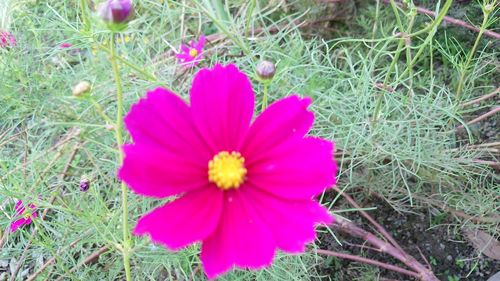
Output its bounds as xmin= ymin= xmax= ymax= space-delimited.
xmin=72 ymin=81 xmax=92 ymax=97
xmin=79 ymin=176 xmax=91 ymax=192
xmin=105 ymin=124 xmax=116 ymax=131
xmin=484 ymin=4 xmax=494 ymax=14
xmin=0 ymin=30 xmax=17 ymax=48
xmin=98 ymin=0 xmax=134 ymax=31
xmin=256 ymin=60 xmax=276 ymax=81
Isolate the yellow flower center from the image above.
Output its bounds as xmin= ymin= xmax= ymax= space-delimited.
xmin=23 ymin=211 xmax=31 ymax=219
xmin=208 ymin=151 xmax=247 ymax=190
xmin=189 ymin=48 xmax=198 ymax=57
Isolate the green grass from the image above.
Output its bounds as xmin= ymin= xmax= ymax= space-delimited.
xmin=1 ymin=0 xmax=498 ymax=280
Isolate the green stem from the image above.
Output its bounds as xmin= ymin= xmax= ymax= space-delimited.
xmin=405 ymin=10 xmax=416 ymax=91
xmin=455 ymin=5 xmax=492 ymax=101
xmin=399 ymin=0 xmax=452 ymax=79
xmin=89 ymin=97 xmax=114 ymax=125
xmin=79 ymin=0 xmax=91 ymax=32
xmin=371 ymin=0 xmax=381 ymax=39
xmin=389 ymin=0 xmax=405 ymax=33
xmin=110 ymin=33 xmax=132 ymax=281
xmin=372 ymin=38 xmax=405 ymax=127
xmin=261 ymin=83 xmax=269 ymax=112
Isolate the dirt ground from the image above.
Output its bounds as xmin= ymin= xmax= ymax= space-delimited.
xmin=317 ymin=197 xmax=500 ymax=281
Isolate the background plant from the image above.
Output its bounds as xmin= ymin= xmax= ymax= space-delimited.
xmin=0 ymin=0 xmax=498 ymax=280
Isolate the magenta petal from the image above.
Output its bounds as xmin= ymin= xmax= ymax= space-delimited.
xmin=176 ymin=53 xmax=191 ymax=60
xmin=180 ymin=44 xmax=190 ymax=54
xmin=124 ymin=87 xmax=211 ymax=162
xmin=190 ymin=64 xmax=255 ymax=152
xmin=119 ymin=144 xmax=208 ymax=198
xmin=241 ymin=95 xmax=314 ymax=156
xmin=14 ymin=200 xmax=24 ymax=213
xmin=134 ymin=186 xmax=223 ymax=250
xmin=201 ymin=190 xmax=275 ymax=279
xmin=10 ymin=218 xmax=27 ymax=232
xmin=243 ymin=187 xmax=332 ymax=252
xmin=196 ymin=35 xmax=205 ymax=50
xmin=247 ymin=137 xmax=337 ymax=199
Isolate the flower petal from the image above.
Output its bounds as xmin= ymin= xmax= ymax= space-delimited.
xmin=134 ymin=186 xmax=223 ymax=250
xmin=124 ymin=87 xmax=211 ymax=162
xmin=190 ymin=64 xmax=255 ymax=152
xmin=176 ymin=53 xmax=192 ymax=61
xmin=247 ymin=137 xmax=337 ymax=199
xmin=201 ymin=190 xmax=275 ymax=279
xmin=119 ymin=144 xmax=207 ymax=198
xmin=10 ymin=218 xmax=27 ymax=232
xmin=180 ymin=44 xmax=190 ymax=53
xmin=241 ymin=95 xmax=314 ymax=156
xmin=243 ymin=187 xmax=332 ymax=252
xmin=196 ymin=35 xmax=205 ymax=51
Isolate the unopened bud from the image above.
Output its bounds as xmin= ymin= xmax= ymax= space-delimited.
xmin=484 ymin=4 xmax=494 ymax=14
xmin=72 ymin=81 xmax=91 ymax=97
xmin=256 ymin=60 xmax=276 ymax=81
xmin=105 ymin=124 xmax=116 ymax=131
xmin=79 ymin=176 xmax=90 ymax=192
xmin=98 ymin=0 xmax=134 ymax=31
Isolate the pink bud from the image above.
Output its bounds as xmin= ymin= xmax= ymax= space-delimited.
xmin=98 ymin=0 xmax=134 ymax=24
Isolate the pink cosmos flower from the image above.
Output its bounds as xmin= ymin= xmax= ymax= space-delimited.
xmin=60 ymin=42 xmax=73 ymax=49
xmin=10 ymin=200 xmax=37 ymax=232
xmin=0 ymin=30 xmax=16 ymax=48
xmin=119 ymin=64 xmax=337 ymax=279
xmin=176 ymin=35 xmax=205 ymax=67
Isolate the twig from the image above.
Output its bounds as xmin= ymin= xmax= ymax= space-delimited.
xmin=52 ymin=246 xmax=110 ymax=281
xmin=466 ymin=141 xmax=500 ymax=149
xmin=332 ymin=186 xmax=406 ymax=253
xmin=471 ymin=159 xmax=500 ymax=168
xmin=460 ymin=88 xmax=500 ymax=107
xmin=415 ymin=246 xmax=431 ymax=270
xmin=456 ymin=107 xmax=500 ymax=130
xmin=0 ymin=128 xmax=27 ymax=148
xmin=343 ymin=241 xmax=384 ymax=253
xmin=383 ymin=0 xmax=500 ymax=39
xmin=0 ymin=229 xmax=7 ymax=248
xmin=433 ymin=197 xmax=500 ymax=223
xmin=449 ymin=141 xmax=500 ymax=153
xmin=332 ymin=217 xmax=439 ymax=281
xmin=316 ymin=249 xmax=420 ymax=278
xmin=189 ymin=265 xmax=200 ymax=281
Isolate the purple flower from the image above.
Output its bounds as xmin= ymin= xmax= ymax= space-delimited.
xmin=176 ymin=35 xmax=205 ymax=67
xmin=98 ymin=0 xmax=134 ymax=25
xmin=0 ymin=30 xmax=16 ymax=48
xmin=10 ymin=200 xmax=37 ymax=232
xmin=79 ymin=177 xmax=91 ymax=192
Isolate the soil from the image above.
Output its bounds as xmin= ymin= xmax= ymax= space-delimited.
xmin=316 ymin=197 xmax=500 ymax=281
